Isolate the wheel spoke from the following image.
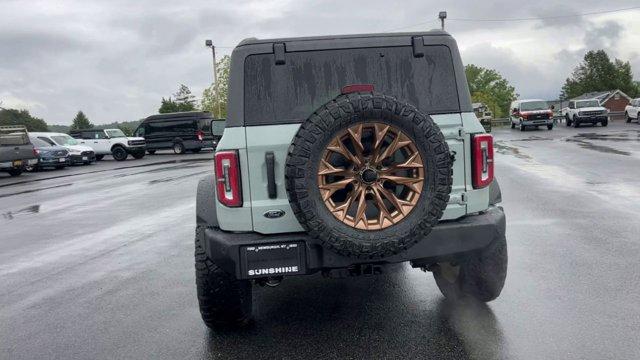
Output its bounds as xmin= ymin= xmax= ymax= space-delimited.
xmin=327 ymin=137 xmax=362 ymax=166
xmin=331 ymin=183 xmax=360 ymax=221
xmin=319 ymin=178 xmax=355 ymax=201
xmin=318 ymin=159 xmax=353 ymax=177
xmin=380 ymin=174 xmax=423 ymax=193
xmin=380 ymin=152 xmax=423 ymax=175
xmin=374 ymin=183 xmax=414 ymax=216
xmin=354 ymin=187 xmax=368 ymax=229
xmin=347 ymin=123 xmax=365 ymax=161
xmin=375 ymin=131 xmax=412 ymax=164
xmin=371 ymin=185 xmax=394 ymax=226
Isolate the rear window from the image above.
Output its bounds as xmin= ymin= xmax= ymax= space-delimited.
xmin=244 ymin=45 xmax=459 ymax=126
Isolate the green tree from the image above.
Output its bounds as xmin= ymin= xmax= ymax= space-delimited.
xmin=201 ymin=55 xmax=231 ymax=118
xmin=560 ymin=50 xmax=639 ymax=99
xmin=159 ymin=97 xmax=180 ymax=113
xmin=69 ymin=111 xmax=93 ymax=131
xmin=158 ymin=84 xmax=197 ymax=113
xmin=465 ymin=64 xmax=517 ymax=118
xmin=117 ymin=124 xmax=133 ymax=136
xmin=0 ymin=108 xmax=49 ymax=131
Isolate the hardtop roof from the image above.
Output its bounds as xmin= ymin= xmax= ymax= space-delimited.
xmin=237 ymin=30 xmax=451 ymax=47
xmin=144 ymin=111 xmax=213 ymax=122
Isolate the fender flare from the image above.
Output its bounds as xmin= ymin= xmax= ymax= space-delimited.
xmin=196 ymin=175 xmax=219 ymax=228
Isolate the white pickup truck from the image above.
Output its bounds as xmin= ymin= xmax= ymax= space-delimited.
xmin=625 ymin=98 xmax=639 ymax=123
xmin=562 ymin=99 xmax=608 ymax=127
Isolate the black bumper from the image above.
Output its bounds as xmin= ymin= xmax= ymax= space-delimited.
xmin=70 ymin=153 xmax=95 ymax=165
xmin=576 ymin=115 xmax=607 ymax=123
xmin=203 ymin=206 xmax=506 ymax=280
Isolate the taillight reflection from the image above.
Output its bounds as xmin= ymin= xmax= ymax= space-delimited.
xmin=215 ymin=150 xmax=242 ymax=207
xmin=472 ymin=134 xmax=494 ymax=189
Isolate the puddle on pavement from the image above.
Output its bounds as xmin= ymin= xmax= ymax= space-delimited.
xmin=148 ymin=170 xmax=210 ymax=185
xmin=2 ymin=204 xmax=40 ymax=220
xmin=494 ymin=141 xmax=532 ymax=160
xmin=0 ymin=183 xmax=73 ymax=199
xmin=565 ymin=138 xmax=631 ymax=156
xmin=570 ymin=131 xmax=640 ymax=142
xmin=512 ymin=135 xmax=553 ymax=142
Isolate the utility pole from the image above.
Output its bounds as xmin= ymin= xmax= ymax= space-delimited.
xmin=205 ymin=40 xmax=220 ymax=118
xmin=439 ymin=11 xmax=447 ymax=31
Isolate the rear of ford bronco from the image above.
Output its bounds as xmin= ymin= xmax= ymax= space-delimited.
xmin=195 ymin=31 xmax=507 ymax=328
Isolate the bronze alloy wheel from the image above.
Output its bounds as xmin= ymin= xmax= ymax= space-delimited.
xmin=318 ymin=122 xmax=424 ymax=230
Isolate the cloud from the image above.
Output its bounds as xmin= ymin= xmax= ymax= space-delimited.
xmin=0 ymin=0 xmax=638 ymax=124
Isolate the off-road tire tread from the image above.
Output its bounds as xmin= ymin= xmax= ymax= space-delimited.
xmin=434 ymin=233 xmax=508 ymax=302
xmin=285 ymin=92 xmax=452 ymax=259
xmin=194 ymin=226 xmax=252 ymax=328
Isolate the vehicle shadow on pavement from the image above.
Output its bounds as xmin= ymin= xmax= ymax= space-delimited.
xmin=202 ymin=266 xmax=508 ymax=359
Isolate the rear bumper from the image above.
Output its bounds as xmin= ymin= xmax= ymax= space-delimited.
xmin=203 ymin=206 xmax=506 ymax=280
xmin=70 ymin=153 xmax=95 ymax=164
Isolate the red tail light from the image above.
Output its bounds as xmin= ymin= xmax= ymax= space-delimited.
xmin=215 ymin=150 xmax=242 ymax=207
xmin=341 ymin=84 xmax=374 ymax=94
xmin=472 ymin=134 xmax=494 ymax=189
xmin=196 ymin=130 xmax=204 ymax=141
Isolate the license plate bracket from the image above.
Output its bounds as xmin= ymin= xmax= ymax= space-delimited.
xmin=240 ymin=242 xmax=306 ymax=278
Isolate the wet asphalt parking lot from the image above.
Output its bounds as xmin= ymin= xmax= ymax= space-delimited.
xmin=1 ymin=122 xmax=640 ymax=359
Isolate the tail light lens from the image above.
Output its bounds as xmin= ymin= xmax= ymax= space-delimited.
xmin=472 ymin=134 xmax=494 ymax=189
xmin=196 ymin=130 xmax=204 ymax=141
xmin=215 ymin=150 xmax=242 ymax=207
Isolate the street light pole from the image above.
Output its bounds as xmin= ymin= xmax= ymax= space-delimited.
xmin=439 ymin=11 xmax=447 ymax=31
xmin=205 ymin=40 xmax=220 ymax=118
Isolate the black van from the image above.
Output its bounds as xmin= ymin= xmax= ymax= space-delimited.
xmin=134 ymin=112 xmax=215 ymax=154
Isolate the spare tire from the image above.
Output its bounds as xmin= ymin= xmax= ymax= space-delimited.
xmin=285 ymin=92 xmax=452 ymax=259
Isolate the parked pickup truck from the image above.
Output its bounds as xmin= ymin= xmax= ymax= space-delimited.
xmin=625 ymin=98 xmax=639 ymax=123
xmin=0 ymin=126 xmax=38 ymax=177
xmin=562 ymin=99 xmax=608 ymax=127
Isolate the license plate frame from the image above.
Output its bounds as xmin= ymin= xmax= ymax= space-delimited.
xmin=240 ymin=242 xmax=306 ymax=279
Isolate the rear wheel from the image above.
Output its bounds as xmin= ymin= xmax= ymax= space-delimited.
xmin=173 ymin=142 xmax=185 ymax=155
xmin=601 ymin=119 xmax=608 ymax=127
xmin=626 ymin=113 xmax=632 ymax=123
xmin=566 ymin=115 xmax=572 ymax=126
xmin=433 ymin=233 xmax=508 ymax=302
xmin=195 ymin=226 xmax=252 ymax=328
xmin=510 ymin=122 xmax=515 ymax=129
xmin=95 ymin=154 xmax=105 ymax=161
xmin=131 ymin=150 xmax=145 ymax=159
xmin=573 ymin=116 xmax=580 ymax=128
xmin=7 ymin=168 xmax=23 ymax=176
xmin=519 ymin=123 xmax=526 ymax=131
xmin=112 ymin=146 xmax=128 ymax=161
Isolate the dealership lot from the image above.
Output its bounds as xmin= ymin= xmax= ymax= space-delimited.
xmin=1 ymin=123 xmax=640 ymax=359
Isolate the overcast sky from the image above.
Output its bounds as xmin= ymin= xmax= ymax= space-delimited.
xmin=1 ymin=0 xmax=639 ymax=125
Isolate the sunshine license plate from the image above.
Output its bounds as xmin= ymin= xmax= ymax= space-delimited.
xmin=241 ymin=243 xmax=305 ymax=278
xmin=12 ymin=160 xmax=22 ymax=166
